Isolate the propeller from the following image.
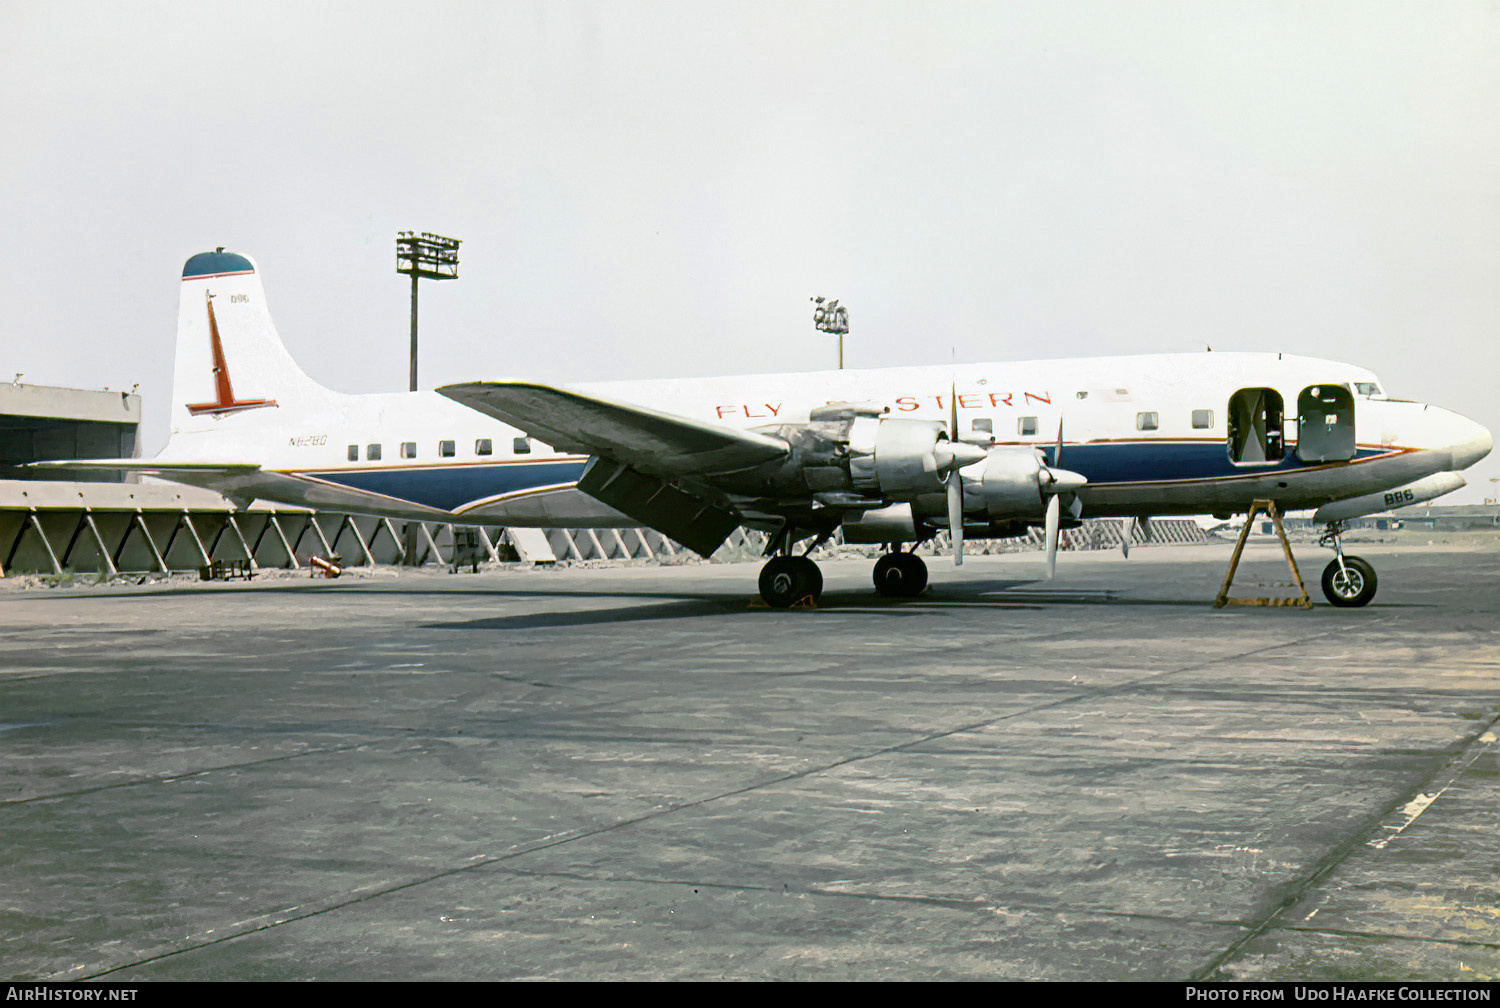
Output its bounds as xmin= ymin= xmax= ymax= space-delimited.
xmin=1044 ymin=494 xmax=1061 ymax=578
xmin=1041 ymin=416 xmax=1087 ymax=579
xmin=947 ymin=372 xmax=964 ymax=565
xmin=1120 ymin=516 xmax=1150 ymax=558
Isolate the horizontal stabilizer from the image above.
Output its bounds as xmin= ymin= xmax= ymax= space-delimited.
xmin=26 ymin=459 xmax=453 ymax=519
xmin=26 ymin=459 xmax=263 ymax=475
xmin=438 ymin=381 xmax=788 ymax=478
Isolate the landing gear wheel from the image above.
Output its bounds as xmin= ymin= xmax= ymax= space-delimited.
xmin=759 ymin=555 xmax=822 ymax=608
xmin=801 ymin=559 xmax=823 ymax=600
xmin=1321 ymin=555 xmax=1377 ymax=608
xmin=873 ymin=551 xmax=928 ymax=598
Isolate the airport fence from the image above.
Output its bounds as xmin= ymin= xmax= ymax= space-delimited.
xmin=0 ymin=480 xmax=1207 ymax=579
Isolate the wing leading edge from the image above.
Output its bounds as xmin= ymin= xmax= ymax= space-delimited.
xmin=439 ymin=381 xmax=791 ymax=555
xmin=437 ymin=381 xmax=788 ymax=477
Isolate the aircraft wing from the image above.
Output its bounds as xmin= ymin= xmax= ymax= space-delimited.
xmin=438 ymin=381 xmax=789 ymax=477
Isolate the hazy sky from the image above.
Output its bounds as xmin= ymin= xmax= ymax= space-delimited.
xmin=3 ymin=1 xmax=1497 ymax=499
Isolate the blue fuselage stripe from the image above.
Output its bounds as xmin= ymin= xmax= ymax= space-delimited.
xmin=301 ymin=443 xmax=1391 ymax=512
xmin=306 ymin=461 xmax=588 ymax=512
xmin=1040 ymin=441 xmax=1389 ymax=484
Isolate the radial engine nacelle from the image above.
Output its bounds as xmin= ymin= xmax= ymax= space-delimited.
xmin=742 ymin=405 xmax=1088 ymax=535
xmin=845 ymin=412 xmax=988 ymax=497
xmin=745 ymin=404 xmax=985 ymax=502
xmin=971 ymin=444 xmax=1088 ymax=520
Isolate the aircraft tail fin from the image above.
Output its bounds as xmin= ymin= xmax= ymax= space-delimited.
xmin=170 ymin=250 xmax=338 ymax=441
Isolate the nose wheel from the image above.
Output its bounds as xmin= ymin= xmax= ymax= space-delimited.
xmin=1319 ymin=522 xmax=1378 ymax=607
xmin=1321 ymin=555 xmax=1377 ymax=607
xmin=873 ymin=550 xmax=928 ymax=597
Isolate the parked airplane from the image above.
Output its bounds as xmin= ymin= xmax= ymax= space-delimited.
xmin=34 ymin=250 xmax=1492 ymax=608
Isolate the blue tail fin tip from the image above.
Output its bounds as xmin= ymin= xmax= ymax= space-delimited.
xmin=182 ymin=251 xmax=255 ymax=280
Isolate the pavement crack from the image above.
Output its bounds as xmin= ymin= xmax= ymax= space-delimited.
xmin=1 ymin=743 xmax=374 ymax=805
xmin=1189 ymin=710 xmax=1500 ymax=981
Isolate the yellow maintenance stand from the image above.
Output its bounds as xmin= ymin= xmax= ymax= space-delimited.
xmin=1213 ymin=499 xmax=1313 ymax=609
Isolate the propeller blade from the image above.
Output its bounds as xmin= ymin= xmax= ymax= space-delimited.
xmin=1054 ymin=416 xmax=1064 ymax=467
xmin=949 ymin=370 xmax=960 ymax=442
xmin=947 ymin=474 xmax=964 ymax=566
xmin=947 ymin=367 xmax=967 ymax=566
xmin=1044 ymin=493 xmax=1061 ymax=579
xmin=1121 ymin=517 xmax=1133 ymax=558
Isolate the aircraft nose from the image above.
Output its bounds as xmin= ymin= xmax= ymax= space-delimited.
xmin=1448 ymin=417 xmax=1492 ymax=471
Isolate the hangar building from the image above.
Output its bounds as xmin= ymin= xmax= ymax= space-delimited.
xmin=0 ymin=381 xmax=139 ymax=480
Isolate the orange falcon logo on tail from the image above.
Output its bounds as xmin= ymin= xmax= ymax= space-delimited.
xmin=185 ymin=292 xmax=278 ymax=416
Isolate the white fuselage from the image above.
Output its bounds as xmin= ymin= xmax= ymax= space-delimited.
xmin=157 ymin=351 xmax=1491 ymax=526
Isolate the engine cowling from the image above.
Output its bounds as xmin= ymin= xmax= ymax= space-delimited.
xmin=737 ymin=406 xmax=995 ymax=505
xmin=840 ymin=502 xmax=918 ymax=543
xmin=977 ymin=445 xmax=1050 ymax=518
xmin=848 ymin=415 xmax=987 ymax=498
xmin=972 ymin=444 xmax=1089 ymax=520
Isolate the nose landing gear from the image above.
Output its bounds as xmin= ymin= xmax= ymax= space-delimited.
xmin=1319 ymin=522 xmax=1378 ymax=608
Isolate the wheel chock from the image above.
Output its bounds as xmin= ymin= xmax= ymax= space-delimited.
xmin=747 ymin=595 xmax=819 ymax=610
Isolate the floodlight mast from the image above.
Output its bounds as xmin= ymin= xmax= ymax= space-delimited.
xmin=811 ymin=296 xmax=849 ymax=369
xmin=394 ymin=232 xmax=460 ymax=567
xmin=396 ymin=231 xmax=461 ymax=391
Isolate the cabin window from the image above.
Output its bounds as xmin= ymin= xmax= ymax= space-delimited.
xmin=1227 ymin=387 xmax=1285 ymax=464
xmin=400 ymin=441 xmax=417 ymax=459
xmin=1075 ymin=391 xmax=1088 ymax=400
xmin=366 ymin=443 xmax=382 ymax=461
xmin=346 ymin=444 xmax=358 ymax=462
xmin=1136 ymin=412 xmax=1159 ymax=431
xmin=438 ymin=440 xmax=455 ymax=458
xmin=972 ymin=418 xmax=993 ymax=434
xmin=475 ymin=438 xmax=492 ymax=456
xmin=513 ymin=437 xmax=532 ymax=454
xmin=1296 ymin=384 xmax=1356 ymax=462
xmin=1018 ymin=416 xmax=1037 ymax=436
xmin=1191 ymin=409 xmax=1213 ymax=430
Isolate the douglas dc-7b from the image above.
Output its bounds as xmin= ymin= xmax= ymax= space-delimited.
xmin=36 ymin=250 xmax=1493 ymax=608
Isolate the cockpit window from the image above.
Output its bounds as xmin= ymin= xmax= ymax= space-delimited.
xmin=1351 ymin=382 xmax=1382 ymax=397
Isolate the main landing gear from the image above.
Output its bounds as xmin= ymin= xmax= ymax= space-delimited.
xmin=755 ymin=534 xmax=931 ymax=608
xmin=872 ymin=550 xmax=927 ymax=597
xmin=758 ymin=554 xmax=823 ymax=608
xmin=1319 ymin=522 xmax=1378 ymax=608
xmin=756 ymin=525 xmax=827 ymax=608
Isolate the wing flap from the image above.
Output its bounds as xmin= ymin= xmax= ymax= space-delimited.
xmin=438 ymin=381 xmax=788 ymax=477
xmin=576 ymin=457 xmax=739 ymax=557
